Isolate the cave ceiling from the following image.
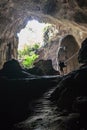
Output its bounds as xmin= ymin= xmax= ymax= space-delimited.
xmin=0 ymin=0 xmax=87 ymax=45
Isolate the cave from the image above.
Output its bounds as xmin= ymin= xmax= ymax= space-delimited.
xmin=0 ymin=0 xmax=87 ymax=130
xmin=0 ymin=0 xmax=87 ymax=70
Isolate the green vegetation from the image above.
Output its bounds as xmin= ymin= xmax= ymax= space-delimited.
xmin=22 ymin=54 xmax=38 ymax=68
xmin=18 ymin=44 xmax=39 ymax=68
xmin=18 ymin=21 xmax=58 ymax=68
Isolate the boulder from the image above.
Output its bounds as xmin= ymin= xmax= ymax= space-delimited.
xmin=78 ymin=38 xmax=87 ymax=64
xmin=50 ymin=65 xmax=87 ymax=129
xmin=27 ymin=59 xmax=60 ymax=76
xmin=0 ymin=59 xmax=35 ymax=79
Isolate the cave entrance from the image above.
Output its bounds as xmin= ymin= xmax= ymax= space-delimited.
xmin=17 ymin=20 xmax=46 ymax=51
xmin=17 ymin=19 xmax=58 ymax=69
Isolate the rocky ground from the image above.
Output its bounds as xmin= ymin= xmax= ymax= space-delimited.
xmin=0 ymin=57 xmax=87 ymax=130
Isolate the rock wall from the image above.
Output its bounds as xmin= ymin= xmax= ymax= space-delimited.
xmin=36 ymin=34 xmax=80 ymax=74
xmin=0 ymin=0 xmax=87 ymax=69
xmin=0 ymin=36 xmax=18 ymax=69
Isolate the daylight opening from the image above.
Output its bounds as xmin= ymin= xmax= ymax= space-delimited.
xmin=17 ymin=19 xmax=58 ymax=68
xmin=18 ymin=20 xmax=46 ymax=50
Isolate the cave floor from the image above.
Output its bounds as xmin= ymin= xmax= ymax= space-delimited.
xmin=13 ymin=86 xmax=61 ymax=130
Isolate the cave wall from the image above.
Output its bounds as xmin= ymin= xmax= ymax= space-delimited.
xmin=0 ymin=0 xmax=87 ymax=69
xmin=36 ymin=34 xmax=80 ymax=74
xmin=57 ymin=34 xmax=80 ymax=74
xmin=0 ymin=36 xmax=18 ymax=69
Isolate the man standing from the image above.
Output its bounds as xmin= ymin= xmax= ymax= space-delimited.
xmin=58 ymin=61 xmax=66 ymax=75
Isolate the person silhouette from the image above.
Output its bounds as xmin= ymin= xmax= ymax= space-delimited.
xmin=58 ymin=61 xmax=66 ymax=75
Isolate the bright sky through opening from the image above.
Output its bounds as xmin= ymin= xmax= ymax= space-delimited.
xmin=17 ymin=20 xmax=47 ymax=50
